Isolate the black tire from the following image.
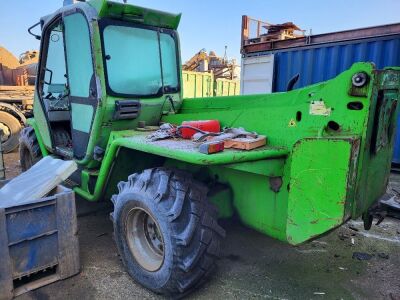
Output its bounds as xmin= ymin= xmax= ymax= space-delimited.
xmin=111 ymin=168 xmax=225 ymax=296
xmin=0 ymin=111 xmax=22 ymax=153
xmin=19 ymin=126 xmax=42 ymax=171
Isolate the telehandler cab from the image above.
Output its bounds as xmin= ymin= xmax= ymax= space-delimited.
xmin=20 ymin=0 xmax=400 ymax=296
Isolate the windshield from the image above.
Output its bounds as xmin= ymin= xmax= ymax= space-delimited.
xmin=102 ymin=22 xmax=179 ymax=97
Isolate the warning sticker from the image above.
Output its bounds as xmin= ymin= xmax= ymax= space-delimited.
xmin=310 ymin=101 xmax=331 ymax=116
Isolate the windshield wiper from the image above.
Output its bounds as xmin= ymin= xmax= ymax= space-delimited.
xmin=165 ymin=95 xmax=176 ymax=113
xmin=163 ymin=85 xmax=177 ymax=93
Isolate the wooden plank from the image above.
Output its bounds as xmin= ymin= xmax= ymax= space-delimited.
xmin=224 ymin=136 xmax=267 ymax=151
xmin=0 ymin=86 xmax=35 ymax=91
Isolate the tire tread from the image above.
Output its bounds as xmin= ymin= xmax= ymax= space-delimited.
xmin=112 ymin=167 xmax=225 ymax=296
xmin=19 ymin=126 xmax=42 ymax=171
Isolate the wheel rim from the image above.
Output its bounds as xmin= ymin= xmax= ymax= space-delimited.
xmin=125 ymin=207 xmax=165 ymax=272
xmin=0 ymin=122 xmax=11 ymax=143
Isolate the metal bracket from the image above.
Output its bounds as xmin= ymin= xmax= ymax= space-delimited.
xmin=28 ymin=21 xmax=42 ymax=40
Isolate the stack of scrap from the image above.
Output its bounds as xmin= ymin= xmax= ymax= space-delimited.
xmin=261 ymin=22 xmax=304 ymax=42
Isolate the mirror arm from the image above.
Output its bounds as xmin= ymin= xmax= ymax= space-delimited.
xmin=28 ymin=21 xmax=42 ymax=40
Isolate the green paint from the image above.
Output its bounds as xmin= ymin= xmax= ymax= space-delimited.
xmin=71 ymin=64 xmax=400 ymax=244
xmin=29 ymin=0 xmax=400 ymax=246
xmin=71 ymin=103 xmax=94 ymax=133
xmin=88 ymin=0 xmax=181 ymax=30
xmin=32 ymin=91 xmax=52 ymax=150
xmin=286 ymin=138 xmax=354 ymax=244
xmin=26 ymin=118 xmax=49 ymax=157
xmin=208 ymin=185 xmax=234 ymax=219
xmin=102 ymin=131 xmax=288 ymax=165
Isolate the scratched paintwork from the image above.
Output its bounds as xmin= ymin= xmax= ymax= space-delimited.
xmin=86 ymin=64 xmax=400 ymax=244
xmin=27 ymin=0 xmax=400 ymax=245
xmin=108 ymin=131 xmax=288 ymax=166
xmin=286 ymin=138 xmax=355 ymax=244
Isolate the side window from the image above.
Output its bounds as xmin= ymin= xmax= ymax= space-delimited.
xmin=41 ymin=20 xmax=67 ymax=100
xmin=160 ymin=33 xmax=178 ymax=90
xmin=64 ymin=13 xmax=93 ymax=98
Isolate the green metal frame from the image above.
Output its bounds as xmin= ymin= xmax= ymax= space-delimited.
xmin=29 ymin=0 xmax=400 ymax=245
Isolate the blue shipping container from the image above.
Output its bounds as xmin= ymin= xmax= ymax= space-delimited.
xmin=246 ymin=33 xmax=400 ymax=163
xmin=270 ymin=36 xmax=400 ymax=92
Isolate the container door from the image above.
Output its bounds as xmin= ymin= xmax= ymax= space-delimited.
xmin=240 ymin=54 xmax=274 ymax=95
xmin=63 ymin=13 xmax=97 ymax=160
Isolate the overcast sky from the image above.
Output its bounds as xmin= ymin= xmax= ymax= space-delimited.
xmin=1 ymin=0 xmax=399 ymax=62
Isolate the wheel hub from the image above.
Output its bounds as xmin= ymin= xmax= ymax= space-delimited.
xmin=126 ymin=207 xmax=165 ymax=272
xmin=144 ymin=215 xmax=164 ymax=256
xmin=0 ymin=122 xmax=11 ymax=142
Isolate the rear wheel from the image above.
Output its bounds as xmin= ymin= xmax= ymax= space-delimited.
xmin=19 ymin=127 xmax=42 ymax=171
xmin=112 ymin=168 xmax=225 ymax=296
xmin=0 ymin=111 xmax=22 ymax=153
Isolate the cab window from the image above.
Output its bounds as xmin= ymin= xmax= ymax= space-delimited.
xmin=40 ymin=19 xmax=68 ymax=106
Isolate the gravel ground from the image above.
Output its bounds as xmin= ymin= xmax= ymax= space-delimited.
xmin=3 ymin=151 xmax=400 ymax=300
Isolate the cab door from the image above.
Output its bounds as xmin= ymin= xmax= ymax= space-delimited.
xmin=34 ymin=15 xmax=68 ymax=151
xmin=63 ymin=12 xmax=97 ymax=160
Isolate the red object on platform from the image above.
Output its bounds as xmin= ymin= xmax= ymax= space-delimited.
xmin=180 ymin=120 xmax=221 ymax=139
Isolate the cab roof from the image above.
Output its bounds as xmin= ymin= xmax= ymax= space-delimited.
xmin=88 ymin=0 xmax=181 ymax=29
xmin=41 ymin=0 xmax=181 ymax=31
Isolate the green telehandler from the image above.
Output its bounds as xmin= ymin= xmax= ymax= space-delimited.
xmin=19 ymin=0 xmax=400 ymax=296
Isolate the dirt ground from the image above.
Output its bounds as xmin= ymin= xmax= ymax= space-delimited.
xmin=3 ymin=151 xmax=400 ymax=300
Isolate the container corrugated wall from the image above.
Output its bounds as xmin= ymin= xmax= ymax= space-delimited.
xmin=246 ymin=34 xmax=400 ymax=163
xmin=264 ymin=35 xmax=400 ymax=92
xmin=182 ymin=71 xmax=241 ymax=98
xmin=182 ymin=71 xmax=214 ymax=99
xmin=215 ymin=78 xmax=240 ymax=97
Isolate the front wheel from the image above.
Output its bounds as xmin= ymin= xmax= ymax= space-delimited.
xmin=19 ymin=126 xmax=42 ymax=171
xmin=111 ymin=168 xmax=225 ymax=296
